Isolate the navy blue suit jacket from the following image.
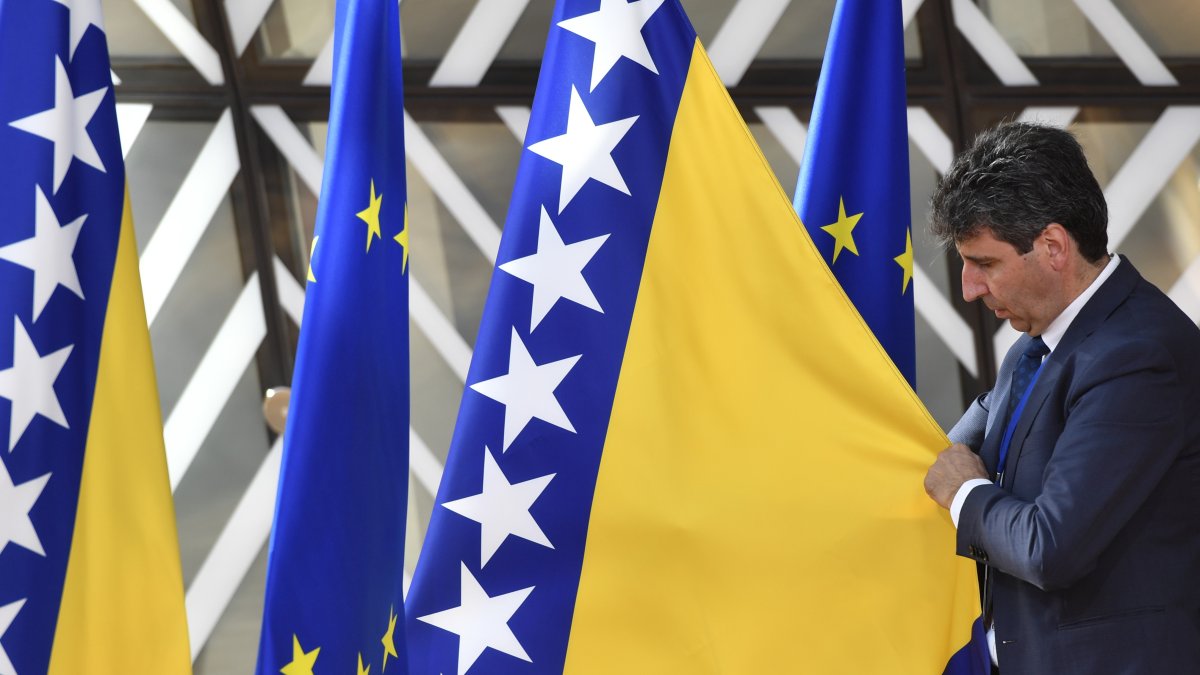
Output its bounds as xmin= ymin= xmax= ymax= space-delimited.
xmin=949 ymin=258 xmax=1200 ymax=674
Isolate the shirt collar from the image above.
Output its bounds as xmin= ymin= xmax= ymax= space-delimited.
xmin=1040 ymin=255 xmax=1120 ymax=353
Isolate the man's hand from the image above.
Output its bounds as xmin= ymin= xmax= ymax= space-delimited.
xmin=924 ymin=443 xmax=988 ymax=509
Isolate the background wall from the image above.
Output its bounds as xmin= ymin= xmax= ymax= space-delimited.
xmin=99 ymin=0 xmax=1200 ymax=670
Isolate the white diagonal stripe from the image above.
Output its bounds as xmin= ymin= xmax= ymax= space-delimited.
xmin=495 ymin=106 xmax=531 ymax=145
xmin=411 ymin=278 xmax=472 ymax=381
xmin=1104 ymin=107 xmax=1200 ymax=250
xmin=303 ymin=33 xmax=336 ymax=86
xmin=708 ymin=0 xmax=792 ymax=87
xmin=906 ymin=107 xmax=953 ymax=174
xmin=951 ymin=0 xmax=1037 ymax=86
xmin=754 ymin=106 xmax=807 ymax=167
xmin=410 ymin=427 xmax=444 ymax=499
xmin=115 ymin=103 xmax=153 ymax=159
xmin=914 ymin=266 xmax=978 ymax=377
xmin=131 ymin=0 xmax=225 ymax=85
xmin=1016 ymin=107 xmax=1080 ymax=128
xmin=165 ymin=274 xmax=266 ymax=491
xmin=1072 ymin=0 xmax=1176 ymax=86
xmin=404 ymin=110 xmax=502 ymax=262
xmin=902 ymin=0 xmax=925 ymax=29
xmin=430 ymin=0 xmax=533 ymax=87
xmin=250 ymin=105 xmax=325 ymax=197
xmin=185 ymin=435 xmax=281 ymax=662
xmin=993 ymin=322 xmax=1021 ymax=373
xmin=140 ymin=110 xmax=240 ymax=325
xmin=273 ymin=256 xmax=306 ymax=326
xmin=1169 ymin=256 xmax=1200 ymax=325
xmin=225 ymin=0 xmax=275 ymax=57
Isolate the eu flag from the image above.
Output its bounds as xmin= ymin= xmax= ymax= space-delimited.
xmin=406 ymin=0 xmax=976 ymax=672
xmin=794 ymin=0 xmax=916 ymax=385
xmin=0 ymin=1 xmax=191 ymax=672
xmin=255 ymin=0 xmax=410 ymax=673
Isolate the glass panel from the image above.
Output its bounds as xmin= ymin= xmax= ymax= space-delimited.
xmin=193 ymin=548 xmax=268 ymax=672
xmin=257 ymin=0 xmax=335 ymax=60
xmin=749 ymin=119 xmax=801 ymax=196
xmin=917 ymin=312 xmax=967 ymax=431
xmin=758 ymin=0 xmax=923 ymax=61
xmin=1110 ymin=145 xmax=1200 ymax=294
xmin=1110 ymin=0 xmax=1200 ymax=57
xmin=676 ymin=0 xmax=740 ymax=46
xmin=981 ymin=0 xmax=1115 ymax=57
xmin=399 ymin=0 xmax=480 ymax=60
xmin=258 ymin=0 xmax=484 ymax=61
xmin=910 ymin=136 xmax=954 ymax=299
xmin=1071 ymin=115 xmax=1150 ymax=187
xmin=497 ymin=1 xmax=556 ymax=61
xmin=103 ymin=0 xmax=195 ymax=58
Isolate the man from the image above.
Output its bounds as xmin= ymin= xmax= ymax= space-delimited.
xmin=923 ymin=122 xmax=1200 ymax=674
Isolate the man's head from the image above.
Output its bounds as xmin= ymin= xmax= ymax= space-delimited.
xmin=930 ymin=122 xmax=1110 ymax=335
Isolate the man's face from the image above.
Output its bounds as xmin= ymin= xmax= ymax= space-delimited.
xmin=957 ymin=228 xmax=1057 ymax=335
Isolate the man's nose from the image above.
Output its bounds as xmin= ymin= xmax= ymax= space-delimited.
xmin=961 ymin=266 xmax=986 ymax=302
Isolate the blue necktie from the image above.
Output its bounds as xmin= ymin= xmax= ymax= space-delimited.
xmin=1006 ymin=336 xmax=1049 ymax=424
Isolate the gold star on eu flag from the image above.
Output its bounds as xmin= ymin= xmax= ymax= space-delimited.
xmin=393 ymin=205 xmax=410 ymax=274
xmin=820 ymin=197 xmax=862 ymax=264
xmin=894 ymin=229 xmax=914 ymax=294
xmin=357 ymin=179 xmax=384 ymax=253
xmin=281 ymin=635 xmax=319 ymax=675
xmin=381 ymin=605 xmax=399 ymax=671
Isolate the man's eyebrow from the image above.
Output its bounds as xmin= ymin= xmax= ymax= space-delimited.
xmin=961 ymin=253 xmax=995 ymax=264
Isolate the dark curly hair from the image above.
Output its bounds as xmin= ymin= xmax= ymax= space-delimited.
xmin=930 ymin=122 xmax=1108 ymax=263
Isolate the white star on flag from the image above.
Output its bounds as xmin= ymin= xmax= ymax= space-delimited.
xmin=499 ymin=206 xmax=608 ymax=332
xmin=416 ymin=563 xmax=534 ymax=675
xmin=443 ymin=447 xmax=555 ymax=567
xmin=0 ymin=598 xmax=25 ymax=675
xmin=0 ymin=186 xmax=87 ymax=321
xmin=0 ymin=457 xmax=50 ymax=557
xmin=527 ymin=86 xmax=637 ymax=214
xmin=0 ymin=317 xmax=73 ymax=452
xmin=52 ymin=0 xmax=106 ymax=61
xmin=9 ymin=56 xmax=108 ymax=193
xmin=559 ymin=0 xmax=666 ymax=91
xmin=470 ymin=328 xmax=580 ymax=452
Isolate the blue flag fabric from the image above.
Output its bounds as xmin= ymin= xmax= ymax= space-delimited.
xmin=793 ymin=0 xmax=916 ymax=385
xmin=255 ymin=1 xmax=410 ymax=673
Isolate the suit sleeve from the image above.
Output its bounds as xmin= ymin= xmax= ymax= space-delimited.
xmin=948 ymin=393 xmax=990 ymax=449
xmin=955 ymin=339 xmax=1185 ymax=591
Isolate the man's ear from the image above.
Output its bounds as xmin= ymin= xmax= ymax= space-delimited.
xmin=1041 ymin=223 xmax=1071 ymax=270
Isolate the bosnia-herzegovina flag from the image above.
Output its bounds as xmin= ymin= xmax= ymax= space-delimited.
xmin=405 ymin=0 xmax=976 ymax=672
xmin=254 ymin=0 xmax=410 ymax=673
xmin=0 ymin=2 xmax=191 ymax=673
xmin=794 ymin=0 xmax=916 ymax=386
